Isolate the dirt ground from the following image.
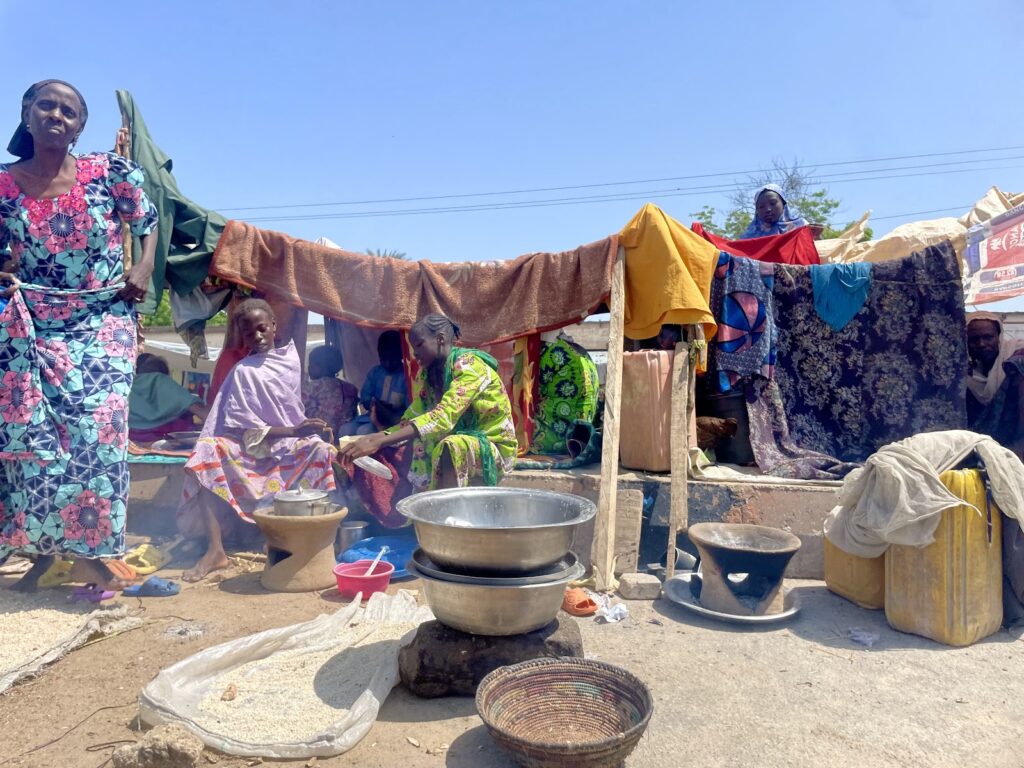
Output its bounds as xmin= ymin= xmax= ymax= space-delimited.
xmin=1 ymin=561 xmax=1023 ymax=768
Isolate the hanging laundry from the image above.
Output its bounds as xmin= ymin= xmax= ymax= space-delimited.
xmin=810 ymin=262 xmax=872 ymax=332
xmin=770 ymin=241 xmax=967 ymax=464
xmin=619 ymin=203 xmax=718 ymax=341
xmin=707 ymin=253 xmax=777 ymax=392
xmin=116 ymin=91 xmax=226 ymax=315
xmin=691 ymin=222 xmax=820 ymax=266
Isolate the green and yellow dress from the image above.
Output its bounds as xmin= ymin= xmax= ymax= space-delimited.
xmin=404 ymin=348 xmax=517 ymax=490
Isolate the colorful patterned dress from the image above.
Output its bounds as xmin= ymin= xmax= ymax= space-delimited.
xmin=531 ymin=338 xmax=600 ymax=454
xmin=404 ymin=349 xmax=518 ymax=490
xmin=0 ymin=153 xmax=157 ymax=561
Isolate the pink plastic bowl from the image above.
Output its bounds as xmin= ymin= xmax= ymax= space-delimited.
xmin=333 ymin=559 xmax=395 ymax=599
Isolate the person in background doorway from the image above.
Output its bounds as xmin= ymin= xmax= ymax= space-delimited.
xmin=656 ymin=324 xmax=682 ymax=350
xmin=740 ymin=184 xmax=808 ymax=239
xmin=303 ymin=345 xmax=358 ymax=437
xmin=128 ymin=354 xmax=209 ymax=443
xmin=341 ymin=330 xmax=409 ymax=436
xmin=966 ymin=313 xmax=1024 ymax=458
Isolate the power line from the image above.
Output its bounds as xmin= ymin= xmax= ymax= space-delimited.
xmin=241 ymin=163 xmax=1024 ymax=223
xmin=870 ymin=205 xmax=973 ymax=222
xmin=216 ymin=145 xmax=1024 ymax=212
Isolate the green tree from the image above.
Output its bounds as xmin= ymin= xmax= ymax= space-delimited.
xmin=365 ymin=248 xmax=407 ymax=260
xmin=690 ymin=160 xmax=872 ymax=241
xmin=140 ymin=292 xmax=228 ymax=329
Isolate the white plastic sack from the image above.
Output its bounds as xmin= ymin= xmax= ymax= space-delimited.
xmin=139 ymin=590 xmax=432 ymax=759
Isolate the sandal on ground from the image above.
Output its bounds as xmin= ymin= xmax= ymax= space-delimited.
xmin=123 ymin=576 xmax=180 ymax=598
xmin=562 ymin=587 xmax=599 ymax=617
xmin=123 ymin=543 xmax=169 ymax=576
xmin=70 ymin=583 xmax=117 ymax=603
xmin=38 ymin=558 xmax=75 ymax=589
xmin=102 ymin=559 xmax=138 ymax=582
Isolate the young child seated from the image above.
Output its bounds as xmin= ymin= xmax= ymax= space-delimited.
xmin=128 ymin=353 xmax=210 ymax=443
xmin=179 ymin=298 xmax=340 ymax=581
xmin=340 ymin=330 xmax=409 ymax=436
xmin=303 ymin=345 xmax=359 ymax=437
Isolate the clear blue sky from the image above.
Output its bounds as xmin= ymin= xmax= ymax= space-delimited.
xmin=6 ymin=0 xmax=1024 ymax=310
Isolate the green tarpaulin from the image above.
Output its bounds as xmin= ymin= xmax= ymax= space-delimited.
xmin=116 ymin=90 xmax=225 ymax=314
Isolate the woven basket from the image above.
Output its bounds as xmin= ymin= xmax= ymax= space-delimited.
xmin=475 ymin=657 xmax=654 ymax=768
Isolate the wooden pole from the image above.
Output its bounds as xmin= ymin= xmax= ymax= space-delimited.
xmin=666 ymin=327 xmax=697 ymax=579
xmin=114 ymin=121 xmax=133 ymax=274
xmin=594 ymin=245 xmax=626 ymax=591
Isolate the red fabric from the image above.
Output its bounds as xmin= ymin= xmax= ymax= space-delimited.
xmin=128 ymin=413 xmax=196 ymax=444
xmin=346 ymin=444 xmax=413 ymax=528
xmin=691 ymin=223 xmax=820 ymax=265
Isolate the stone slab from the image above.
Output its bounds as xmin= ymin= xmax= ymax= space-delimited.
xmin=618 ymin=572 xmax=663 ymax=600
xmin=399 ymin=616 xmax=583 ymax=698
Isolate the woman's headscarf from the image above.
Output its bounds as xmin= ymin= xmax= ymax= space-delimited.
xmin=740 ymin=183 xmax=808 ymax=240
xmin=967 ymin=311 xmax=1023 ymax=405
xmin=7 ymin=79 xmax=89 ymax=160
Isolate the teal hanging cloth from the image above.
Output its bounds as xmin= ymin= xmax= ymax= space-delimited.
xmin=810 ymin=262 xmax=872 ymax=332
xmin=116 ymin=91 xmax=227 ymax=315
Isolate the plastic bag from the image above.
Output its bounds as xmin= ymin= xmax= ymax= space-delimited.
xmin=139 ymin=590 xmax=431 ymax=758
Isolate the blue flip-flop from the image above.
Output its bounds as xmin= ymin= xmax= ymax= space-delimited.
xmin=123 ymin=576 xmax=180 ymax=598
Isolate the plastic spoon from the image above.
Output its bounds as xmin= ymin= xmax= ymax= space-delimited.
xmin=364 ymin=545 xmax=389 ymax=576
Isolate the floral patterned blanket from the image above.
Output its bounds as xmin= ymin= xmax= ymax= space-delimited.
xmin=767 ymin=241 xmax=967 ymax=468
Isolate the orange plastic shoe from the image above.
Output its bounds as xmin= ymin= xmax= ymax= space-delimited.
xmin=562 ymin=587 xmax=599 ymax=617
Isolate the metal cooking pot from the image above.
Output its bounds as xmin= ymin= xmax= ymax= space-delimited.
xmin=273 ymin=489 xmax=331 ymax=517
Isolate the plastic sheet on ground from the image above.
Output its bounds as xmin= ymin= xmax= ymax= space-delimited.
xmin=139 ymin=590 xmax=432 ymax=759
xmin=1 ymin=600 xmax=142 ymax=696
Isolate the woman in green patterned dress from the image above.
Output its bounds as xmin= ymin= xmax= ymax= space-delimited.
xmin=337 ymin=313 xmax=517 ymax=490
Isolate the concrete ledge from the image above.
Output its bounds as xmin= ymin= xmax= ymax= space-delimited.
xmin=507 ymin=466 xmax=838 ymax=579
xmin=127 ymin=461 xmax=839 ymax=579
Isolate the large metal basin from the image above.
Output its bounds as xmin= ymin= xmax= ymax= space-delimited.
xmin=408 ymin=558 xmax=585 ymax=635
xmin=396 ymin=487 xmax=595 ymax=575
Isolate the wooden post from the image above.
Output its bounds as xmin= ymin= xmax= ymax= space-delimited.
xmin=594 ymin=245 xmax=626 ymax=591
xmin=666 ymin=328 xmax=697 ymax=579
xmin=115 ymin=121 xmax=133 ymax=274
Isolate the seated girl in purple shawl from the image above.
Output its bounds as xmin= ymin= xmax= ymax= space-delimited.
xmin=177 ymin=299 xmax=339 ymax=582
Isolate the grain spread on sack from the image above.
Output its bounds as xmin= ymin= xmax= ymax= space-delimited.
xmin=0 ymin=592 xmax=92 ymax=678
xmin=194 ymin=620 xmax=415 ymax=744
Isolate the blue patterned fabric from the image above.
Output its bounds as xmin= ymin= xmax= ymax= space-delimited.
xmin=708 ymin=253 xmax=777 ymax=392
xmin=770 ymin=241 xmax=967 ymax=464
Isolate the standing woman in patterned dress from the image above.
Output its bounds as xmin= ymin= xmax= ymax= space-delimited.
xmin=0 ymin=80 xmax=158 ymax=590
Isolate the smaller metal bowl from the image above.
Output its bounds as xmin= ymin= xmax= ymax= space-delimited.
xmin=410 ymin=549 xmax=581 ymax=586
xmin=408 ymin=558 xmax=585 ymax=636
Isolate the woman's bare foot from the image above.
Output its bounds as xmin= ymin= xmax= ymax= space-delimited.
xmin=69 ymin=559 xmax=130 ymax=591
xmin=182 ymin=550 xmax=230 ymax=583
xmin=9 ymin=556 xmax=54 ymax=592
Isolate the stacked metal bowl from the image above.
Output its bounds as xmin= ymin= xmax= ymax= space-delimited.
xmin=398 ymin=488 xmax=595 ymax=635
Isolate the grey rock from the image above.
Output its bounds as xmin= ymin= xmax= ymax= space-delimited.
xmin=111 ymin=724 xmax=204 ymax=768
xmin=399 ymin=616 xmax=583 ymax=697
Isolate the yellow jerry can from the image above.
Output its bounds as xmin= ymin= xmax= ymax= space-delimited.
xmin=824 ymin=536 xmax=885 ymax=610
xmin=885 ymin=469 xmax=1003 ymax=647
